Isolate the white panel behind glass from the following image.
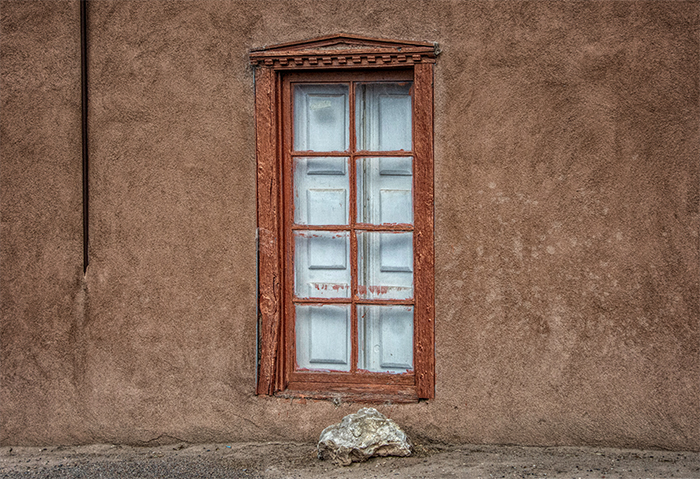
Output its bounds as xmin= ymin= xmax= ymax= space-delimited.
xmin=294 ymin=85 xmax=349 ymax=152
xmin=379 ymin=233 xmax=413 ymax=272
xmin=358 ymin=305 xmax=413 ymax=373
xmin=356 ymin=83 xmax=412 ymax=152
xmin=296 ymin=304 xmax=351 ymax=371
xmin=378 ymin=94 xmax=412 ymax=151
xmin=357 ymin=231 xmax=413 ymax=300
xmin=294 ymin=231 xmax=350 ymax=298
xmin=307 ymin=189 xmax=346 ymax=225
xmin=379 ymin=157 xmax=412 ymax=176
xmin=379 ymin=190 xmax=412 ymax=224
xmin=356 ymin=157 xmax=412 ymax=225
xmin=294 ymin=157 xmax=349 ymax=225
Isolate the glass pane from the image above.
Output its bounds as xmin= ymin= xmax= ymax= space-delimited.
xmin=294 ymin=84 xmax=349 ymax=152
xmin=295 ymin=231 xmax=350 ymax=298
xmin=358 ymin=305 xmax=413 ymax=373
xmin=296 ymin=304 xmax=351 ymax=371
xmin=294 ymin=157 xmax=349 ymax=225
xmin=357 ymin=157 xmax=413 ymax=225
xmin=356 ymin=82 xmax=412 ymax=151
xmin=357 ymin=231 xmax=413 ymax=300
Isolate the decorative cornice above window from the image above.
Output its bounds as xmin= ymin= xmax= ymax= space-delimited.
xmin=249 ymin=34 xmax=438 ymax=69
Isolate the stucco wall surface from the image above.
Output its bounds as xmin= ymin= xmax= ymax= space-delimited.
xmin=1 ymin=0 xmax=698 ymax=450
xmin=1 ymin=0 xmax=88 ymax=444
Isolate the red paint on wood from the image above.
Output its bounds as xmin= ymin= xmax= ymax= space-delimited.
xmin=255 ymin=67 xmax=282 ymax=396
xmin=349 ymin=82 xmax=359 ymax=375
xmin=254 ymin=39 xmax=435 ymax=401
xmin=412 ymin=62 xmax=435 ymax=399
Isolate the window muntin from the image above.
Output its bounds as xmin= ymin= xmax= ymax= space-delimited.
xmin=287 ymin=77 xmax=416 ymax=381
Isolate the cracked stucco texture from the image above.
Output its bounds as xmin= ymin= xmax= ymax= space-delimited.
xmin=1 ymin=0 xmax=698 ymax=450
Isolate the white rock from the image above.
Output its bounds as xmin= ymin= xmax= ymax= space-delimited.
xmin=317 ymin=407 xmax=412 ymax=465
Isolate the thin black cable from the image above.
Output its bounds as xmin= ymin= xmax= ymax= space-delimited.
xmin=80 ymin=0 xmax=89 ymax=273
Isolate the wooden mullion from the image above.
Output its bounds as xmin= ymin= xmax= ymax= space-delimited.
xmin=293 ymin=298 xmax=352 ymax=304
xmin=354 ymin=223 xmax=414 ymax=231
xmin=291 ymin=225 xmax=352 ymax=231
xmin=291 ymin=151 xmax=350 ymax=157
xmin=354 ymin=150 xmax=414 ymax=157
xmin=349 ymin=81 xmax=359 ymax=375
xmin=354 ymin=299 xmax=415 ymax=306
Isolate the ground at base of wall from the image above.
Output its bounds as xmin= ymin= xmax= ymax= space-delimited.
xmin=1 ymin=442 xmax=698 ymax=478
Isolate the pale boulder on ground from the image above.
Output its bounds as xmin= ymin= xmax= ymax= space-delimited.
xmin=317 ymin=407 xmax=412 ymax=466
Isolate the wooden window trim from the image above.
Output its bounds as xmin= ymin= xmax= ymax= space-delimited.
xmin=251 ymin=35 xmax=436 ymax=401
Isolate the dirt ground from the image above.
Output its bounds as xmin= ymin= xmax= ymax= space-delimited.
xmin=1 ymin=441 xmax=699 ymax=478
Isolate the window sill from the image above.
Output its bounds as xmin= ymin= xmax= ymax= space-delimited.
xmin=275 ymin=387 xmax=421 ymax=404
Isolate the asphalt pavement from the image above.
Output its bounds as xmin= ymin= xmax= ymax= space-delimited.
xmin=2 ymin=441 xmax=699 ymax=478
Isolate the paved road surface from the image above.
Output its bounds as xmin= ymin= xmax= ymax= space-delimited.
xmin=2 ymin=442 xmax=699 ymax=478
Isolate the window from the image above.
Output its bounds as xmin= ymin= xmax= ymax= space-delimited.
xmin=251 ymin=35 xmax=436 ymax=401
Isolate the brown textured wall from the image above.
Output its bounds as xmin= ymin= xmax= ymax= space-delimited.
xmin=1 ymin=0 xmax=90 ymax=444
xmin=1 ymin=0 xmax=698 ymax=450
xmin=432 ymin=1 xmax=699 ymax=449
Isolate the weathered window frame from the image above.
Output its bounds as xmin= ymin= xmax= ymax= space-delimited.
xmin=251 ymin=35 xmax=436 ymax=401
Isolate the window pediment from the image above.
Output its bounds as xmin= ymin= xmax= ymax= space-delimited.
xmin=250 ymin=34 xmax=438 ymax=69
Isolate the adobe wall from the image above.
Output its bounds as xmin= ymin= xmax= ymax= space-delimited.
xmin=1 ymin=0 xmax=88 ymax=444
xmin=2 ymin=0 xmax=698 ymax=450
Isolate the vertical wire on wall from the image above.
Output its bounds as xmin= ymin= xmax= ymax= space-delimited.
xmin=80 ymin=0 xmax=89 ymax=273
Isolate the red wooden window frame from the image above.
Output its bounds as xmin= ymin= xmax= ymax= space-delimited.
xmin=251 ymin=35 xmax=436 ymax=401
